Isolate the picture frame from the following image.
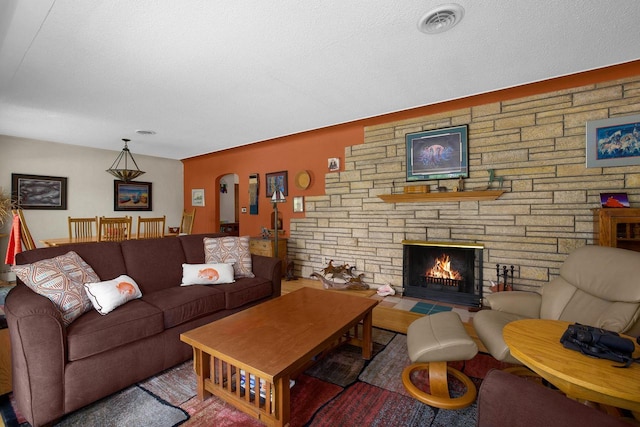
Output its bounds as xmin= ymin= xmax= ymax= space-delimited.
xmin=586 ymin=114 xmax=640 ymax=168
xmin=191 ymin=188 xmax=205 ymax=207
xmin=600 ymin=192 xmax=630 ymax=208
xmin=11 ymin=173 xmax=67 ymax=210
xmin=293 ymin=196 xmax=304 ymax=212
xmin=328 ymin=157 xmax=340 ymax=172
xmin=405 ymin=125 xmax=469 ymax=182
xmin=114 ymin=181 xmax=152 ymax=211
xmin=265 ymin=171 xmax=288 ymax=197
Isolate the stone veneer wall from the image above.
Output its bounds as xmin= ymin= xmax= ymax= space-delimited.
xmin=288 ymin=76 xmax=640 ymax=296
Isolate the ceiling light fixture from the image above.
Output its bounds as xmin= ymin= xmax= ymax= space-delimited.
xmin=106 ymin=138 xmax=146 ymax=182
xmin=135 ymin=130 xmax=156 ymax=135
xmin=418 ymin=3 xmax=464 ymax=34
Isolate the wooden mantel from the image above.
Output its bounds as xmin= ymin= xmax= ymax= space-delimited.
xmin=378 ymin=190 xmax=505 ymax=203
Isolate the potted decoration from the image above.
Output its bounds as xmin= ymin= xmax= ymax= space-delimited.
xmin=0 ymin=189 xmax=12 ymax=227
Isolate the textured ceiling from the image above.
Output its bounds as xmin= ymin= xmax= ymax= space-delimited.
xmin=1 ymin=1 xmax=640 ymax=160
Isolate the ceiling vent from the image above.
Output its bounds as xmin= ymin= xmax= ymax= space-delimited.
xmin=418 ymin=3 xmax=465 ymax=34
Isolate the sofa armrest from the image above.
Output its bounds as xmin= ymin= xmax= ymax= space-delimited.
xmin=4 ymin=284 xmax=67 ymax=426
xmin=251 ymin=254 xmax=282 ymax=297
xmin=478 ymin=370 xmax=630 ymax=427
xmin=484 ymin=291 xmax=542 ymax=318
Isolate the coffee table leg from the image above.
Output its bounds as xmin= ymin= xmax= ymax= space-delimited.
xmin=362 ymin=310 xmax=373 ymax=360
xmin=275 ymin=376 xmax=290 ymax=427
xmin=194 ymin=348 xmax=211 ymax=400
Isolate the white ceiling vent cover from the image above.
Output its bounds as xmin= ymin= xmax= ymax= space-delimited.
xmin=418 ymin=4 xmax=465 ymax=34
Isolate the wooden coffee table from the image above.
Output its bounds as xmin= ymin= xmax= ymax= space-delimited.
xmin=504 ymin=319 xmax=640 ymax=412
xmin=180 ymin=287 xmax=378 ymax=427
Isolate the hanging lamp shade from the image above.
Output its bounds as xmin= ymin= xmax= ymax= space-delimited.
xmin=106 ymin=139 xmax=145 ymax=182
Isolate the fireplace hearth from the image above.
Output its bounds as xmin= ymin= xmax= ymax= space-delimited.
xmin=402 ymin=240 xmax=483 ymax=307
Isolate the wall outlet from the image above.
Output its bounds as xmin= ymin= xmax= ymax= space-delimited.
xmin=241 ymin=207 xmax=247 ymax=213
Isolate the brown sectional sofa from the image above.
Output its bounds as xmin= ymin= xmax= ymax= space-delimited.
xmin=4 ymin=233 xmax=282 ymax=427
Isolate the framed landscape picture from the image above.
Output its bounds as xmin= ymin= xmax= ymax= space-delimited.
xmin=406 ymin=125 xmax=469 ymax=182
xmin=586 ymin=114 xmax=640 ymax=168
xmin=114 ymin=180 xmax=152 ymax=211
xmin=11 ymin=173 xmax=67 ymax=210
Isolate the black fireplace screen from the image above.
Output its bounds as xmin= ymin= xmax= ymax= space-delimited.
xmin=402 ymin=240 xmax=483 ymax=307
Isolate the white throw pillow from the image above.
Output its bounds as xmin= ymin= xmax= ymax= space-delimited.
xmin=84 ymin=274 xmax=142 ymax=315
xmin=181 ymin=263 xmax=235 ymax=286
xmin=204 ymin=236 xmax=255 ymax=278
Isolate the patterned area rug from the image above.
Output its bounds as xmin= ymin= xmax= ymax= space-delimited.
xmin=0 ymin=328 xmax=513 ymax=427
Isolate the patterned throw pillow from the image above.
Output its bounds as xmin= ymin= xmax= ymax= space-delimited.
xmin=84 ymin=274 xmax=142 ymax=315
xmin=12 ymin=251 xmax=99 ymax=326
xmin=204 ymin=236 xmax=255 ymax=278
xmin=181 ymin=263 xmax=235 ymax=286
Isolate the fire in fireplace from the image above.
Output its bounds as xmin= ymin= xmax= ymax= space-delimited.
xmin=403 ymin=240 xmax=483 ymax=307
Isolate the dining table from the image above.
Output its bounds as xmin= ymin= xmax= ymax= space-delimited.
xmin=41 ymin=233 xmax=179 ymax=247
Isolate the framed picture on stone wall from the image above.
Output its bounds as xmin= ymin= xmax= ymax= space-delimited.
xmin=586 ymin=114 xmax=640 ymax=168
xmin=406 ymin=125 xmax=469 ymax=181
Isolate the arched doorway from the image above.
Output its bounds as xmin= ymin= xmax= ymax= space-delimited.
xmin=219 ymin=173 xmax=239 ymax=235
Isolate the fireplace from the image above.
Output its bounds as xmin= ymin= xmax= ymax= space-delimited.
xmin=402 ymin=240 xmax=483 ymax=307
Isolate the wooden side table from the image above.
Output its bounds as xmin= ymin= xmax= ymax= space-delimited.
xmin=0 ymin=327 xmax=11 ymax=395
xmin=249 ymin=237 xmax=288 ymax=276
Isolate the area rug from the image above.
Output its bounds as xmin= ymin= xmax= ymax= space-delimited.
xmin=0 ymin=328 xmax=512 ymax=427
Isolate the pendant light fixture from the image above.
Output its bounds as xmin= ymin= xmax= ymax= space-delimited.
xmin=106 ymin=139 xmax=145 ymax=182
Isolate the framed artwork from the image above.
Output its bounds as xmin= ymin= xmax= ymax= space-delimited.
xmin=600 ymin=192 xmax=629 ymax=208
xmin=248 ymin=173 xmax=259 ymax=214
xmin=405 ymin=125 xmax=469 ymax=182
xmin=328 ymin=157 xmax=340 ymax=171
xmin=114 ymin=181 xmax=152 ymax=211
xmin=265 ymin=171 xmax=288 ymax=197
xmin=11 ymin=173 xmax=67 ymax=210
xmin=586 ymin=114 xmax=640 ymax=168
xmin=191 ymin=189 xmax=205 ymax=207
xmin=293 ymin=196 xmax=304 ymax=212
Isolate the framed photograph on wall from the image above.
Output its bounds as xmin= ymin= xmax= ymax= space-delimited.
xmin=586 ymin=114 xmax=640 ymax=168
xmin=328 ymin=158 xmax=340 ymax=171
xmin=405 ymin=125 xmax=469 ymax=182
xmin=265 ymin=171 xmax=288 ymax=197
xmin=191 ymin=189 xmax=205 ymax=207
xmin=11 ymin=173 xmax=67 ymax=210
xmin=600 ymin=192 xmax=630 ymax=208
xmin=293 ymin=196 xmax=304 ymax=212
xmin=114 ymin=181 xmax=152 ymax=211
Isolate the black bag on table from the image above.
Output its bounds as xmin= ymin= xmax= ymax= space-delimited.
xmin=559 ymin=323 xmax=638 ymax=368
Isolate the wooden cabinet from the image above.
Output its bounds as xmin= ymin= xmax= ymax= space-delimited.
xmin=593 ymin=208 xmax=640 ymax=252
xmin=249 ymin=237 xmax=288 ymax=276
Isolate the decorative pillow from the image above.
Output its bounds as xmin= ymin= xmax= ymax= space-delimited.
xmin=180 ymin=263 xmax=235 ymax=286
xmin=12 ymin=251 xmax=99 ymax=326
xmin=84 ymin=275 xmax=142 ymax=315
xmin=204 ymin=236 xmax=255 ymax=278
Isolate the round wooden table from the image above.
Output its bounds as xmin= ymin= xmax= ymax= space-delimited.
xmin=503 ymin=319 xmax=640 ymax=412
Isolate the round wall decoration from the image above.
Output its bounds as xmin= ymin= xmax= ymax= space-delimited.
xmin=295 ymin=170 xmax=311 ymax=190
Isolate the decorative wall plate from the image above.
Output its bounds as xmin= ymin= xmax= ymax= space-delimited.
xmin=295 ymin=170 xmax=311 ymax=190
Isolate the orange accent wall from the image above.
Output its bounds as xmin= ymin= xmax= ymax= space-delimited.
xmin=183 ymin=60 xmax=640 ymax=236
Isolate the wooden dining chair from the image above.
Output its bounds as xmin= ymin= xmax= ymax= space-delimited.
xmin=136 ymin=215 xmax=166 ymax=239
xmin=11 ymin=209 xmax=36 ymax=250
xmin=98 ymin=216 xmax=132 ymax=242
xmin=68 ymin=216 xmax=98 ymax=239
xmin=180 ymin=209 xmax=196 ymax=234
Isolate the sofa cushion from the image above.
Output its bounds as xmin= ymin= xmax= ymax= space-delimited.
xmin=181 ymin=263 xmax=235 ymax=286
xmin=66 ymin=299 xmax=164 ymax=361
xmin=15 ymin=242 xmax=126 ymax=281
xmin=84 ymin=274 xmax=143 ymax=315
xmin=141 ymin=285 xmax=226 ymax=328
xmin=120 ymin=238 xmax=186 ymax=294
xmin=213 ymin=277 xmax=273 ymax=309
xmin=204 ymin=236 xmax=255 ymax=278
xmin=179 ymin=233 xmax=227 ymax=264
xmin=12 ymin=251 xmax=98 ymax=326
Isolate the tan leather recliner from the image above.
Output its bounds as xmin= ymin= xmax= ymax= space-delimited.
xmin=474 ymin=245 xmax=640 ymax=364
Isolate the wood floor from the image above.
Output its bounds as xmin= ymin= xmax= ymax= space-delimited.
xmin=281 ymin=278 xmax=487 ymax=353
